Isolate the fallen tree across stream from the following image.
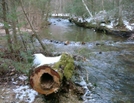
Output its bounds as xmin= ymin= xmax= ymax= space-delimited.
xmin=69 ymin=18 xmax=134 ymax=39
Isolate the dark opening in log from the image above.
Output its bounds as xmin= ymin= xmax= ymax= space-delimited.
xmin=29 ymin=65 xmax=61 ymax=95
xmin=40 ymin=73 xmax=54 ymax=90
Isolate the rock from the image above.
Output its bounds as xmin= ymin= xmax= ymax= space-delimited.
xmin=57 ymin=19 xmax=61 ymax=22
xmin=64 ymin=41 xmax=70 ymax=45
xmin=127 ymin=33 xmax=134 ymax=40
xmin=81 ymin=42 xmax=85 ymax=45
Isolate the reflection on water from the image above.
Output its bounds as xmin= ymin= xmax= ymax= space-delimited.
xmin=40 ymin=18 xmax=134 ymax=103
xmin=40 ymin=18 xmax=124 ymax=42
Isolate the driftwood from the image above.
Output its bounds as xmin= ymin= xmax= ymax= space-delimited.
xmin=29 ymin=53 xmax=75 ymax=95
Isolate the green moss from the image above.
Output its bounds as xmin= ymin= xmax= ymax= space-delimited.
xmin=53 ymin=53 xmax=75 ymax=80
xmin=64 ymin=62 xmax=75 ymax=80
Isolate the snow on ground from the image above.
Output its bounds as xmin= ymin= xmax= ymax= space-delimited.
xmin=0 ymin=74 xmax=38 ymax=103
xmin=75 ymin=76 xmax=95 ymax=103
xmin=18 ymin=75 xmax=28 ymax=80
xmin=13 ymin=85 xmax=38 ymax=103
xmin=12 ymin=75 xmax=38 ymax=103
xmin=0 ymin=23 xmax=4 ymax=28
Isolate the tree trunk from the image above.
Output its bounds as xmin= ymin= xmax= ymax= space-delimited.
xmin=118 ymin=0 xmax=123 ymax=26
xmin=40 ymin=0 xmax=50 ymax=29
xmin=102 ymin=0 xmax=104 ymax=10
xmin=10 ymin=0 xmax=18 ymax=45
xmin=29 ymin=53 xmax=75 ymax=95
xmin=2 ymin=0 xmax=14 ymax=52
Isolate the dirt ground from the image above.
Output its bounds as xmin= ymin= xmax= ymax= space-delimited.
xmin=0 ymin=67 xmax=43 ymax=103
xmin=0 ymin=69 xmax=83 ymax=103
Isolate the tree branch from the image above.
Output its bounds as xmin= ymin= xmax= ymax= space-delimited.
xmin=81 ymin=0 xmax=93 ymax=17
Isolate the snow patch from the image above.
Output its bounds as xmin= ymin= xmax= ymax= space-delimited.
xmin=0 ymin=23 xmax=4 ymax=27
xmin=51 ymin=13 xmax=70 ymax=17
xmin=85 ymin=18 xmax=92 ymax=22
xmin=100 ymin=23 xmax=113 ymax=29
xmin=13 ymin=85 xmax=38 ymax=103
xmin=131 ymin=23 xmax=134 ymax=26
xmin=123 ymin=20 xmax=133 ymax=30
xmin=75 ymin=76 xmax=94 ymax=102
xmin=19 ymin=75 xmax=28 ymax=80
xmin=105 ymin=24 xmax=113 ymax=29
xmin=33 ymin=53 xmax=61 ymax=67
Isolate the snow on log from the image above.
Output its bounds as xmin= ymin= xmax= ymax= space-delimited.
xmin=29 ymin=53 xmax=75 ymax=95
xmin=33 ymin=53 xmax=62 ymax=67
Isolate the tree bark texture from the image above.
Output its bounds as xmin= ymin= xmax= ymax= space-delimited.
xmin=29 ymin=53 xmax=75 ymax=95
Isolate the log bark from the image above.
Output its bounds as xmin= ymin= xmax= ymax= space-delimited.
xmin=29 ymin=53 xmax=75 ymax=95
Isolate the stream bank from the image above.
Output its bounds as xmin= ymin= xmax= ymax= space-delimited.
xmin=0 ymin=17 xmax=134 ymax=103
xmin=40 ymin=17 xmax=134 ymax=103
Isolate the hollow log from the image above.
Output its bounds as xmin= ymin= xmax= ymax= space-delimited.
xmin=29 ymin=53 xmax=75 ymax=95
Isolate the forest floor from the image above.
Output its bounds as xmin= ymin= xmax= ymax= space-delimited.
xmin=0 ymin=27 xmax=84 ymax=103
xmin=0 ymin=58 xmax=83 ymax=103
xmin=0 ymin=27 xmax=46 ymax=103
xmin=0 ymin=59 xmax=44 ymax=103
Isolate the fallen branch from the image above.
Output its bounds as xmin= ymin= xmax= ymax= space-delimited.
xmin=81 ymin=0 xmax=93 ymax=17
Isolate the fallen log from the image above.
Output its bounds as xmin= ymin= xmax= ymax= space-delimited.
xmin=70 ymin=18 xmax=134 ymax=38
xmin=29 ymin=53 xmax=75 ymax=95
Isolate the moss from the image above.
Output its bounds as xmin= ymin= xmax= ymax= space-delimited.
xmin=53 ymin=53 xmax=75 ymax=80
xmin=64 ymin=62 xmax=75 ymax=80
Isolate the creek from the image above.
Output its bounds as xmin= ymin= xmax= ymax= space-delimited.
xmin=40 ymin=18 xmax=134 ymax=103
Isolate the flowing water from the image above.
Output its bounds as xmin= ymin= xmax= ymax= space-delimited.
xmin=40 ymin=18 xmax=134 ymax=103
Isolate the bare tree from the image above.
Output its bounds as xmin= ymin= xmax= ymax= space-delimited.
xmin=19 ymin=0 xmax=48 ymax=54
xmin=117 ymin=0 xmax=123 ymax=26
xmin=9 ymin=0 xmax=18 ymax=45
xmin=102 ymin=0 xmax=104 ymax=11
